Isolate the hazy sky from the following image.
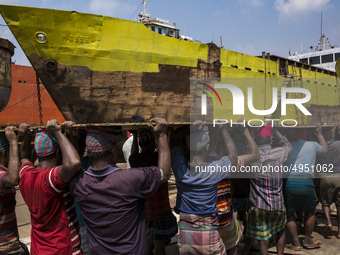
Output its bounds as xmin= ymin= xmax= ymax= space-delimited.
xmin=0 ymin=0 xmax=339 ymax=66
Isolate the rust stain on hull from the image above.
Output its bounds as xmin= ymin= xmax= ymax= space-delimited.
xmin=307 ymin=105 xmax=340 ymax=125
xmin=28 ymin=44 xmax=221 ymax=123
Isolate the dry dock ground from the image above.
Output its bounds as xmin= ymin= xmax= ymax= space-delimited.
xmin=16 ymin=174 xmax=340 ymax=254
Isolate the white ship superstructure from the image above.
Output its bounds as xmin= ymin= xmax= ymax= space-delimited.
xmin=289 ymin=40 xmax=340 ymax=72
xmin=289 ymin=13 xmax=340 ymax=72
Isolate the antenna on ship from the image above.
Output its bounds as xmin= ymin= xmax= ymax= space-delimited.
xmin=320 ymin=12 xmax=325 ymax=51
xmin=136 ymin=0 xmax=151 ymax=23
xmin=316 ymin=12 xmax=330 ymax=51
xmin=321 ymin=12 xmax=322 ymax=40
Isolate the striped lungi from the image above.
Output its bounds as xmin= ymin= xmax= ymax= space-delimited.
xmin=179 ymin=212 xmax=226 ymax=255
xmin=218 ymin=217 xmax=243 ymax=250
xmin=246 ymin=206 xmax=286 ymax=241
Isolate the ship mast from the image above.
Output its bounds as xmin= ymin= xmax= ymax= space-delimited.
xmin=136 ymin=0 xmax=151 ymax=23
xmin=316 ymin=12 xmax=329 ymax=51
xmin=321 ymin=12 xmax=325 ymax=51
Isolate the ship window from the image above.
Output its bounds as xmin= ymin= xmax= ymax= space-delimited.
xmin=151 ymin=26 xmax=155 ymax=31
xmin=335 ymin=53 xmax=340 ymax=61
xmin=300 ymin=58 xmax=308 ymax=64
xmin=175 ymin=30 xmax=179 ymax=39
xmin=321 ymin=54 xmax=333 ymax=63
xmin=279 ymin=68 xmax=286 ymax=76
xmin=309 ymin=56 xmax=320 ymax=65
xmin=158 ymin=28 xmax=162 ymax=34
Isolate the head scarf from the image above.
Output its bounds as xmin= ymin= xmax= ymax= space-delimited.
xmin=0 ymin=133 xmax=9 ymax=152
xmin=35 ymin=129 xmax=59 ymax=157
xmin=86 ymin=127 xmax=123 ymax=153
xmin=257 ymin=125 xmax=275 ymax=138
xmin=186 ymin=125 xmax=210 ymax=152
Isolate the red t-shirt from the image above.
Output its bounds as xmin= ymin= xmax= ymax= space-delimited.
xmin=19 ymin=162 xmax=82 ymax=255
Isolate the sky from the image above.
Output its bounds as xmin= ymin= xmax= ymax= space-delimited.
xmin=0 ymin=0 xmax=339 ymax=66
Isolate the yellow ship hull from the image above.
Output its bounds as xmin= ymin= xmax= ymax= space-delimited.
xmin=0 ymin=5 xmax=338 ymax=124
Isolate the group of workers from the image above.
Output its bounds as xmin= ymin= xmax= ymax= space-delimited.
xmin=0 ymin=117 xmax=339 ymax=255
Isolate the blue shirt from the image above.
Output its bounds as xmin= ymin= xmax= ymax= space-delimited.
xmin=171 ymin=146 xmax=231 ymax=214
xmin=284 ymin=140 xmax=322 ymax=178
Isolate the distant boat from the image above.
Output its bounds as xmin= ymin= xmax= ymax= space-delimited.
xmin=0 ymin=3 xmax=338 ymax=125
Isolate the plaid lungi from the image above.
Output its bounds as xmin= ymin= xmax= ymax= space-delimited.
xmin=79 ymin=225 xmax=88 ymax=255
xmin=218 ymin=217 xmax=243 ymax=250
xmin=179 ymin=212 xmax=226 ymax=255
xmin=246 ymin=205 xmax=286 ymax=241
xmin=147 ymin=209 xmax=178 ymax=241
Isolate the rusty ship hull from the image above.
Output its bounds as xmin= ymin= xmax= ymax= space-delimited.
xmin=0 ymin=5 xmax=339 ymax=125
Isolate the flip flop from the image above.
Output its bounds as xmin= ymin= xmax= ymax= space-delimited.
xmin=286 ymin=243 xmax=302 ymax=251
xmin=303 ymin=239 xmax=321 ymax=249
xmin=324 ymin=226 xmax=332 ymax=237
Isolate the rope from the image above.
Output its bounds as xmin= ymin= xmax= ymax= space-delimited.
xmin=129 ymin=5 xmax=141 ymax=20
xmin=36 ymin=73 xmax=43 ymax=125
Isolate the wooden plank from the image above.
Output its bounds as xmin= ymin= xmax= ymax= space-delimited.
xmin=0 ymin=121 xmax=338 ymax=133
xmin=0 ymin=122 xmax=192 ymax=132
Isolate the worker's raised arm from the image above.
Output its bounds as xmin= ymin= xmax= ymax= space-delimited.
xmin=151 ymin=118 xmax=171 ymax=182
xmin=316 ymin=126 xmax=328 ymax=156
xmin=240 ymin=126 xmax=260 ymax=165
xmin=220 ymin=127 xmax=238 ymax=166
xmin=2 ymin=127 xmax=20 ymax=187
xmin=47 ymin=120 xmax=81 ymax=183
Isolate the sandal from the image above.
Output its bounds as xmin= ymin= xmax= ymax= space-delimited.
xmin=324 ymin=226 xmax=332 ymax=237
xmin=303 ymin=239 xmax=321 ymax=249
xmin=286 ymin=243 xmax=302 ymax=251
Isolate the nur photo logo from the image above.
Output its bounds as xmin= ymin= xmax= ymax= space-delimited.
xmin=193 ymin=78 xmax=316 ymax=127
